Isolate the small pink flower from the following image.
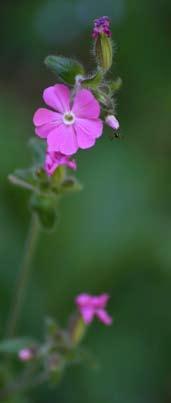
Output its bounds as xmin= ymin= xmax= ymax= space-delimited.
xmin=92 ymin=16 xmax=112 ymax=39
xmin=45 ymin=151 xmax=76 ymax=176
xmin=18 ymin=348 xmax=34 ymax=362
xmin=33 ymin=84 xmax=103 ymax=156
xmin=75 ymin=293 xmax=112 ymax=325
xmin=105 ymin=115 xmax=119 ymax=131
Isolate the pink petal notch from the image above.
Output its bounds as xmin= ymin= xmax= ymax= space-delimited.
xmin=75 ymin=293 xmax=112 ymax=326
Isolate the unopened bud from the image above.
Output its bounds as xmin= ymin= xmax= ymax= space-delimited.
xmin=105 ymin=115 xmax=119 ymax=130
xmin=18 ymin=348 xmax=36 ymax=362
xmin=69 ymin=313 xmax=86 ymax=346
xmin=93 ymin=17 xmax=113 ymax=71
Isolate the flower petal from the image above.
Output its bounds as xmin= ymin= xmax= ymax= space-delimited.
xmin=96 ymin=309 xmax=112 ymax=325
xmin=35 ymin=119 xmax=62 ymax=139
xmin=46 ymin=126 xmax=63 ymax=151
xmin=47 ymin=124 xmax=78 ymax=155
xmin=76 ymin=294 xmax=92 ymax=307
xmin=33 ymin=108 xmax=61 ymax=126
xmin=76 ymin=118 xmax=103 ymax=139
xmin=80 ymin=307 xmax=95 ymax=324
xmin=43 ymin=84 xmax=71 ymax=113
xmin=76 ymin=128 xmax=95 ymax=149
xmin=72 ymin=89 xmax=100 ymax=119
xmin=93 ymin=294 xmax=109 ymax=308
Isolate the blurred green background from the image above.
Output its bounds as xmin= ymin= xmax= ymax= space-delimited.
xmin=1 ymin=0 xmax=171 ymax=401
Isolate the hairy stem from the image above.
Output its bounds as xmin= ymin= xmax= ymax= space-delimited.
xmin=6 ymin=213 xmax=40 ymax=338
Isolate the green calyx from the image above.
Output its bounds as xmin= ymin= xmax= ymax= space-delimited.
xmin=9 ymin=138 xmax=82 ymax=230
xmin=94 ymin=34 xmax=113 ymax=72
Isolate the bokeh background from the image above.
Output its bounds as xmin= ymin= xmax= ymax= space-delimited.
xmin=1 ymin=0 xmax=171 ymax=402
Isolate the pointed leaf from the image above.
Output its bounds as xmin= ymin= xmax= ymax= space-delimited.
xmin=29 ymin=137 xmax=46 ymax=166
xmin=8 ymin=169 xmax=36 ymax=192
xmin=45 ymin=55 xmax=85 ymax=85
xmin=0 ymin=338 xmax=35 ymax=354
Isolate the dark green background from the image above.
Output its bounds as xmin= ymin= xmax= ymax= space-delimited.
xmin=1 ymin=0 xmax=171 ymax=401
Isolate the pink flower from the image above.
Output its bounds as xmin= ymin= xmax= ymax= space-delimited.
xmin=18 ymin=348 xmax=34 ymax=362
xmin=75 ymin=293 xmax=112 ymax=325
xmin=45 ymin=151 xmax=76 ymax=176
xmin=33 ymin=84 xmax=103 ymax=156
xmin=92 ymin=16 xmax=112 ymax=39
xmin=105 ymin=115 xmax=119 ymax=131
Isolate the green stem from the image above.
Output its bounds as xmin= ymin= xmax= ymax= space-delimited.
xmin=0 ymin=366 xmax=48 ymax=400
xmin=6 ymin=213 xmax=40 ymax=338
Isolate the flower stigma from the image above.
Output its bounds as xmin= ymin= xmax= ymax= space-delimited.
xmin=63 ymin=111 xmax=75 ymax=125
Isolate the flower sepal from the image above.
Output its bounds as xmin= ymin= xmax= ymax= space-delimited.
xmin=82 ymin=69 xmax=104 ymax=90
xmin=95 ymin=34 xmax=113 ymax=71
xmin=60 ymin=176 xmax=83 ymax=194
xmin=51 ymin=165 xmax=66 ymax=189
xmin=68 ymin=313 xmax=87 ymax=346
xmin=109 ymin=77 xmax=122 ymax=93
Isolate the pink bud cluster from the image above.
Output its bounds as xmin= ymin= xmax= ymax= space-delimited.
xmin=92 ymin=16 xmax=112 ymax=39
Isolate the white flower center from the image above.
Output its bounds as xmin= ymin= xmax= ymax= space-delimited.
xmin=63 ymin=111 xmax=75 ymax=125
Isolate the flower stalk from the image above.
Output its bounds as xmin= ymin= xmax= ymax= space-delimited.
xmin=3 ymin=15 xmax=121 ymax=399
xmin=6 ymin=213 xmax=40 ymax=338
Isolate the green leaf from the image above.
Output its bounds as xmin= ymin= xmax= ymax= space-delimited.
xmin=29 ymin=137 xmax=46 ymax=166
xmin=45 ymin=55 xmax=85 ymax=85
xmin=9 ymin=139 xmax=47 ymax=192
xmin=30 ymin=193 xmax=58 ymax=230
xmin=82 ymin=70 xmax=103 ymax=89
xmin=45 ymin=317 xmax=60 ymax=337
xmin=8 ymin=169 xmax=36 ymax=192
xmin=0 ymin=338 xmax=35 ymax=354
xmin=11 ymin=168 xmax=35 ymax=183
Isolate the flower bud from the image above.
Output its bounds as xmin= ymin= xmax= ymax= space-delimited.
xmin=18 ymin=348 xmax=35 ymax=362
xmin=93 ymin=17 xmax=113 ymax=71
xmin=105 ymin=115 xmax=119 ymax=131
xmin=69 ymin=313 xmax=87 ymax=346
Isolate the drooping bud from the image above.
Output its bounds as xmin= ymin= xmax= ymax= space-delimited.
xmin=18 ymin=348 xmax=35 ymax=362
xmin=105 ymin=115 xmax=119 ymax=131
xmin=92 ymin=16 xmax=113 ymax=72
